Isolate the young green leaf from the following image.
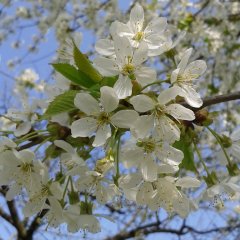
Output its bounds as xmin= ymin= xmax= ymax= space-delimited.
xmin=52 ymin=63 xmax=95 ymax=88
xmin=43 ymin=90 xmax=79 ymax=118
xmin=73 ymin=42 xmax=102 ymax=82
xmin=174 ymin=134 xmax=198 ymax=173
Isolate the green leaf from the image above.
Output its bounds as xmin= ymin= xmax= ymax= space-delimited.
xmin=52 ymin=63 xmax=95 ymax=88
xmin=43 ymin=90 xmax=79 ymax=118
xmin=174 ymin=134 xmax=197 ymax=173
xmin=73 ymin=42 xmax=102 ymax=82
xmin=100 ymin=76 xmax=118 ymax=87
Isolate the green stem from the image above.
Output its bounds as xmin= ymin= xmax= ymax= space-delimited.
xmin=70 ymin=176 xmax=74 ymax=192
xmin=0 ymin=115 xmax=15 ymax=122
xmin=0 ymin=130 xmax=14 ymax=134
xmin=207 ymin=127 xmax=232 ymax=166
xmin=141 ymin=79 xmax=169 ymax=92
xmin=116 ymin=136 xmax=121 ymax=179
xmin=16 ymin=130 xmax=47 ymax=142
xmin=193 ymin=141 xmax=211 ymax=176
xmin=62 ymin=177 xmax=70 ymax=200
xmin=16 ymin=134 xmax=46 ymax=144
xmin=84 ymin=191 xmax=88 ymax=204
xmin=114 ymin=133 xmax=121 ymax=186
xmin=34 ymin=136 xmax=51 ymax=152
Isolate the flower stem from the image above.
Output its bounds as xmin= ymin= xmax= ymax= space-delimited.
xmin=16 ymin=130 xmax=47 ymax=142
xmin=193 ymin=141 xmax=210 ymax=176
xmin=34 ymin=136 xmax=51 ymax=152
xmin=141 ymin=79 xmax=169 ymax=92
xmin=206 ymin=126 xmax=232 ymax=166
xmin=62 ymin=177 xmax=70 ymax=200
xmin=113 ymin=132 xmax=121 ymax=186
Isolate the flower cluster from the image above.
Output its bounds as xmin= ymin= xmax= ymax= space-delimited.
xmin=1 ymin=3 xmax=239 ymax=236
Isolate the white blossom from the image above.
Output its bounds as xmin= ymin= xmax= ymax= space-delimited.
xmin=171 ymin=48 xmax=207 ymax=108
xmin=71 ymin=86 xmax=138 ymax=146
xmin=130 ymin=87 xmax=195 ymax=142
xmin=94 ymin=36 xmax=156 ymax=99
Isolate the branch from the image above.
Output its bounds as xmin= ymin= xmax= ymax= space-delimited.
xmin=182 ymin=91 xmax=240 ymax=111
xmin=0 ymin=187 xmax=27 ymax=239
xmin=0 ymin=207 xmax=14 ymax=225
xmin=26 ymin=209 xmax=48 ymax=239
xmin=105 ymin=220 xmax=240 ymax=240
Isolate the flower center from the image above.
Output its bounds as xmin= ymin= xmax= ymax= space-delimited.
xmin=97 ymin=112 xmax=110 ymax=126
xmin=177 ymin=73 xmax=199 ymax=84
xmin=20 ymin=163 xmax=33 ymax=173
xmin=155 ymin=104 xmax=165 ymax=117
xmin=133 ymin=31 xmax=144 ymax=42
xmin=40 ymin=184 xmax=51 ymax=197
xmin=122 ymin=63 xmax=135 ymax=75
xmin=137 ymin=139 xmax=156 ymax=153
xmin=221 ymin=135 xmax=232 ymax=148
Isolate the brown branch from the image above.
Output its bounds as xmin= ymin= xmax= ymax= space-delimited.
xmin=0 ymin=207 xmax=14 ymax=225
xmin=193 ymin=0 xmax=210 ymax=17
xmin=7 ymin=200 xmax=27 ymax=239
xmin=105 ymin=220 xmax=240 ymax=240
xmin=0 ymin=187 xmax=27 ymax=239
xmin=182 ymin=91 xmax=240 ymax=111
xmin=26 ymin=209 xmax=48 ymax=239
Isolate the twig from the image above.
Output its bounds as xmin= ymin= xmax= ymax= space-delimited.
xmin=181 ymin=91 xmax=240 ymax=111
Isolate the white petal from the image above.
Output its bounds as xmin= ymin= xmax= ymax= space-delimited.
xmin=79 ymin=215 xmax=100 ymax=233
xmin=18 ymin=150 xmax=35 ymax=163
xmin=132 ymin=41 xmax=148 ymax=66
xmin=136 ymin=182 xmax=154 ymax=205
xmin=231 ymin=144 xmax=240 ymax=160
xmin=110 ymin=21 xmax=133 ymax=38
xmin=130 ymin=95 xmax=155 ymax=112
xmin=23 ymin=198 xmax=45 ymax=217
xmin=155 ymin=116 xmax=180 ymax=143
xmin=231 ymin=128 xmax=240 ymax=141
xmin=165 ymin=104 xmax=195 ymax=121
xmin=173 ymin=193 xmax=190 ymax=218
xmin=176 ymin=177 xmax=201 ymax=188
xmin=156 ymin=144 xmax=183 ymax=165
xmin=121 ymin=148 xmax=144 ymax=168
xmin=181 ymin=85 xmax=203 ymax=108
xmin=96 ymin=184 xmax=108 ymax=204
xmin=184 ymin=60 xmax=207 ymax=79
xmin=111 ymin=110 xmax=138 ymax=128
xmin=135 ymin=67 xmax=156 ymax=86
xmin=74 ymin=93 xmax=100 ymax=116
xmin=157 ymin=86 xmax=184 ymax=105
xmin=177 ymin=48 xmax=192 ymax=72
xmin=71 ymin=117 xmax=97 ymax=138
xmin=49 ymin=182 xmax=63 ymax=199
xmin=158 ymin=164 xmax=179 ymax=174
xmin=144 ymin=17 xmax=167 ymax=36
xmin=118 ymin=173 xmax=142 ymax=189
xmin=93 ymin=124 xmax=111 ymax=147
xmin=172 ymin=31 xmax=186 ymax=48
xmin=93 ymin=57 xmax=119 ymax=76
xmin=140 ymin=155 xmax=158 ymax=182
xmin=114 ymin=36 xmax=133 ymax=66
xmin=123 ymin=187 xmax=138 ymax=201
xmin=170 ymin=68 xmax=180 ymax=84
xmin=95 ymin=39 xmax=115 ymax=56
xmin=14 ymin=122 xmax=31 ymax=137
xmin=6 ymin=184 xmax=21 ymax=201
xmin=113 ymin=75 xmax=132 ymax=99
xmin=129 ymin=3 xmax=144 ymax=33
xmin=100 ymin=86 xmax=119 ymax=113
xmin=54 ymin=140 xmax=74 ymax=153
xmin=131 ymin=115 xmax=154 ymax=139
